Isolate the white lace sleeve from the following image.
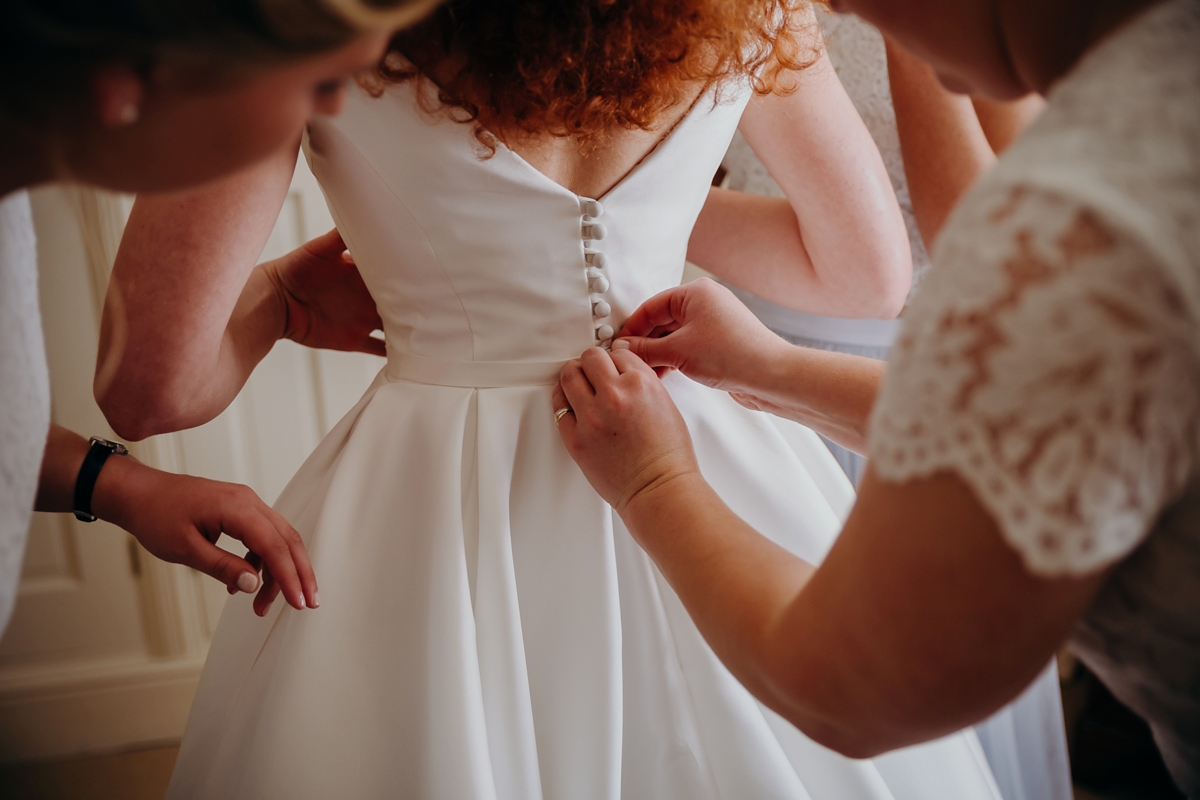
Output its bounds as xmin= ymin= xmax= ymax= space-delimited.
xmin=868 ymin=184 xmax=1200 ymax=577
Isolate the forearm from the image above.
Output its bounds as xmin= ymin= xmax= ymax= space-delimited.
xmin=618 ymin=472 xmax=816 ymax=711
xmin=35 ymin=425 xmax=93 ymax=513
xmin=741 ymin=345 xmax=885 ymax=455
xmin=35 ymin=423 xmax=153 ymax=527
xmin=618 ymin=463 xmax=1099 ymax=758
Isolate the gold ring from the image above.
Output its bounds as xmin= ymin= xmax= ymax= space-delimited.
xmin=554 ymin=407 xmax=573 ymax=426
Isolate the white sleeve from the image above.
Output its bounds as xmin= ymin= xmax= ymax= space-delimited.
xmin=868 ymin=183 xmax=1200 ymax=577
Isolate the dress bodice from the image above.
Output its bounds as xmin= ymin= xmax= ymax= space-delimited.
xmin=305 ymin=79 xmax=749 ymax=367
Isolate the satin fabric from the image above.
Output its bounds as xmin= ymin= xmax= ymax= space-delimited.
xmin=167 ymin=78 xmax=1003 ymax=799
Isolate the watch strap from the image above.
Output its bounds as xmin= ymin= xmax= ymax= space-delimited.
xmin=73 ymin=438 xmax=127 ymax=523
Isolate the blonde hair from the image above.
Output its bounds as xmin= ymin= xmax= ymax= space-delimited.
xmin=256 ymin=0 xmax=443 ymax=47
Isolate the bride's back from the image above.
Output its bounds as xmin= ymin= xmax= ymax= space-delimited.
xmin=301 ymin=0 xmax=817 ymax=365
xmin=306 ymin=58 xmax=745 ymax=366
xmin=382 ymin=0 xmax=814 ymax=199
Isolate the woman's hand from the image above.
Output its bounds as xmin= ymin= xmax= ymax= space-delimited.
xmin=614 ymin=278 xmax=790 ymax=395
xmin=553 ymin=348 xmax=700 ymax=514
xmin=93 ymin=455 xmax=318 ymax=617
xmin=261 ymin=228 xmax=385 ymax=357
xmin=616 ymin=278 xmax=886 ymax=454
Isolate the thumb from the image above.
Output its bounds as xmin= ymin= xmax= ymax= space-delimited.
xmin=187 ymin=536 xmax=262 ymax=595
xmin=306 ymin=227 xmax=346 ymax=258
xmin=613 ymin=335 xmax=684 ymax=370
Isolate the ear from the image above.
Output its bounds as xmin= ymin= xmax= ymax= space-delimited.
xmin=92 ymin=64 xmax=145 ymax=128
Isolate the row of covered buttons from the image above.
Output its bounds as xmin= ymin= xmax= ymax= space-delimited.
xmin=580 ymin=197 xmax=614 ymax=343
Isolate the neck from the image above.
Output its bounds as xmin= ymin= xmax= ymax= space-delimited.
xmin=1001 ymin=0 xmax=1164 ymax=94
xmin=0 ymin=121 xmax=58 ymax=198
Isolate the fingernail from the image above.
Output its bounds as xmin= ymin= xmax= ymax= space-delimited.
xmin=237 ymin=572 xmax=260 ymax=593
xmin=297 ymin=595 xmax=307 ymax=609
xmin=612 ymin=339 xmax=630 ymax=351
xmin=312 ymin=591 xmax=321 ymax=608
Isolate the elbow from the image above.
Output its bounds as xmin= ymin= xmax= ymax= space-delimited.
xmin=803 ymin=724 xmax=893 ymax=760
xmin=863 ymin=246 xmax=912 ymax=320
xmin=94 ymin=379 xmax=189 ymax=442
xmin=761 ymin=646 xmax=899 ymax=761
xmin=104 ymin=412 xmax=157 ymax=444
xmin=842 ymin=195 xmax=915 ymax=319
xmin=814 ymin=238 xmax=912 ymax=319
xmin=768 ymin=680 xmax=896 ymax=760
xmin=874 ymin=280 xmax=909 ymax=321
xmin=96 ymin=392 xmax=157 ymax=442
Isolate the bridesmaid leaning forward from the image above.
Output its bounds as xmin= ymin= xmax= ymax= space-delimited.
xmin=557 ymin=0 xmax=1200 ymax=795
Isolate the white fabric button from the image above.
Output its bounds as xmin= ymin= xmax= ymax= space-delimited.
xmin=589 ymin=274 xmax=610 ymax=294
xmin=596 ymin=324 xmax=615 ymax=341
xmin=585 ymin=251 xmax=609 ymax=269
xmin=581 ymin=199 xmax=604 ymax=218
xmin=592 ymin=299 xmax=611 ymax=318
xmin=582 ymin=222 xmax=606 ymax=241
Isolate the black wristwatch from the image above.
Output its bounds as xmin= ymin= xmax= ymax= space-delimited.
xmin=73 ymin=437 xmax=129 ymax=523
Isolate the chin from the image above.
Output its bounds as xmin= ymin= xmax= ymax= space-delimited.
xmin=932 ymin=60 xmax=1032 ymax=101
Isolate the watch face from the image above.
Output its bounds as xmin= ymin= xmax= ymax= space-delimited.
xmin=89 ymin=437 xmax=128 ymax=455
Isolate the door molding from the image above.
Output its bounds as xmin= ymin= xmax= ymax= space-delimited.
xmin=0 ymin=653 xmax=203 ymax=762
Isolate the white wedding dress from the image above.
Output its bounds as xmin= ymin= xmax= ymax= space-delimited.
xmin=167 ymin=76 xmax=1002 ymax=800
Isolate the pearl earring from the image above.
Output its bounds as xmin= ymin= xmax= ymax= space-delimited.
xmin=117 ymin=103 xmax=139 ymax=125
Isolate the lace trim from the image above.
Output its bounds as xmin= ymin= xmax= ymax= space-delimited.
xmin=869 ymin=184 xmax=1200 ymax=577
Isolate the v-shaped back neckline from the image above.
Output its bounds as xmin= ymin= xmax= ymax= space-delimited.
xmin=390 ymin=51 xmax=717 ymax=203
xmin=484 ymin=84 xmax=714 ymax=203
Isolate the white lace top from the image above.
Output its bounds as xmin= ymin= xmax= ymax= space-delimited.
xmin=869 ymin=0 xmax=1200 ymax=791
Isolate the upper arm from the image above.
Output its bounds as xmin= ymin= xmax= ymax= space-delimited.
xmin=737 ymin=50 xmax=890 ymax=215
xmin=95 ymin=140 xmax=300 ymax=434
xmin=724 ymin=44 xmax=911 ymax=315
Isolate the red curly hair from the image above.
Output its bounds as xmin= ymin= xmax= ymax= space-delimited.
xmin=374 ymin=0 xmax=820 ymax=149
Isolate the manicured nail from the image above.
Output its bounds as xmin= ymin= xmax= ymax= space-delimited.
xmin=612 ymin=338 xmax=630 ymax=351
xmin=297 ymin=595 xmax=307 ymax=609
xmin=312 ymin=592 xmax=321 ymax=608
xmin=237 ymin=572 xmax=260 ymax=593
